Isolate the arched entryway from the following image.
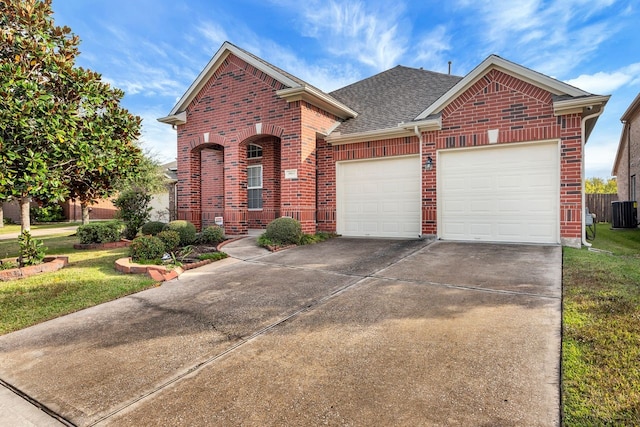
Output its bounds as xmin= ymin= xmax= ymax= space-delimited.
xmin=241 ymin=135 xmax=282 ymax=230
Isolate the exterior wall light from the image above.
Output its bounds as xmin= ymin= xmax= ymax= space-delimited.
xmin=425 ymin=156 xmax=433 ymax=171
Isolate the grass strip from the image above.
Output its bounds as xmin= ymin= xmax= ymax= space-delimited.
xmin=562 ymin=224 xmax=640 ymax=425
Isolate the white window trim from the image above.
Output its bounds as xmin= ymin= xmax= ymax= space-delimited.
xmin=248 ymin=165 xmax=263 ymax=210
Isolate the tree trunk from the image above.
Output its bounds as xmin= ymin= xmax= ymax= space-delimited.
xmin=81 ymin=202 xmax=90 ymax=225
xmin=20 ymin=197 xmax=31 ymax=233
xmin=0 ymin=203 xmax=4 ymax=228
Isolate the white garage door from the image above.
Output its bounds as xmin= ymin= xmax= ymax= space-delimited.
xmin=438 ymin=141 xmax=559 ymax=244
xmin=337 ymin=156 xmax=421 ymax=238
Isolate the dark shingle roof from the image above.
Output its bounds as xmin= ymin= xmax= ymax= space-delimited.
xmin=329 ymin=66 xmax=463 ymax=135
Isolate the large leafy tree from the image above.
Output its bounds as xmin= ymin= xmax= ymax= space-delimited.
xmin=0 ymin=0 xmax=142 ymax=230
xmin=66 ymin=84 xmax=143 ymax=224
xmin=585 ymin=177 xmax=617 ymax=194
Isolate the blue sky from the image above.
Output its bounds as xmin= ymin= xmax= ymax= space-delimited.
xmin=51 ymin=0 xmax=640 ymax=178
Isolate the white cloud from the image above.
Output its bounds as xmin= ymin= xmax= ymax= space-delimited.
xmin=137 ymin=108 xmax=177 ymax=164
xmin=454 ymin=0 xmax=621 ymax=76
xmin=413 ymin=25 xmax=452 ymax=73
xmin=283 ymin=0 xmax=408 ymax=71
xmin=565 ymin=62 xmax=640 ymax=94
xmin=197 ymin=23 xmax=229 ymax=50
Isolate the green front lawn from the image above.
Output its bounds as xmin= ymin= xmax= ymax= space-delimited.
xmin=0 ymin=233 xmax=156 ymax=335
xmin=563 ymin=224 xmax=640 ymax=425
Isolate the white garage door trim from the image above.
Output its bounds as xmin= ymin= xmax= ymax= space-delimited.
xmin=336 ymin=155 xmax=421 ymax=238
xmin=437 ymin=140 xmax=560 ymax=244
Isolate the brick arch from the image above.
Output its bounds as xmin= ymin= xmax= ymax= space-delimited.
xmin=235 ymin=122 xmax=285 ymax=144
xmin=189 ymin=133 xmax=227 ymax=151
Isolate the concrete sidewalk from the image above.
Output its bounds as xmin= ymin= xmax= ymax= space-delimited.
xmin=0 ymin=238 xmax=561 ymax=426
xmin=0 ymin=225 xmax=79 ymax=240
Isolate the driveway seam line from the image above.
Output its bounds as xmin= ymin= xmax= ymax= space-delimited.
xmin=370 ymin=274 xmax=561 ymax=300
xmin=0 ymin=378 xmax=76 ymax=426
xmin=89 ymin=275 xmax=369 ymax=426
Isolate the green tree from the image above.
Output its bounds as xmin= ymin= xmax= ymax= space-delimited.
xmin=0 ymin=0 xmax=142 ymax=230
xmin=117 ymin=152 xmax=168 ymax=195
xmin=585 ymin=177 xmax=617 ymax=194
xmin=65 ymin=84 xmax=143 ymax=224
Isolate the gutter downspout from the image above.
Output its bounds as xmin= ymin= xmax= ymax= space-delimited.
xmin=628 ymin=121 xmax=632 ymax=200
xmin=414 ymin=126 xmax=424 ymax=238
xmin=581 ymin=107 xmax=604 ymax=247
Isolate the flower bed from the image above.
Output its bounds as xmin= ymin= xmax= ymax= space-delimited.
xmin=0 ymin=257 xmax=69 ymax=281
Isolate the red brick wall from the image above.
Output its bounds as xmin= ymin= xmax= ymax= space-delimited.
xmin=317 ymin=68 xmax=585 ymax=242
xmin=176 ymin=53 xmax=340 ymax=234
xmin=200 ymin=147 xmax=224 ymax=228
xmin=421 ymin=68 xmax=583 ymax=240
xmin=246 ymin=136 xmax=281 ymax=228
xmin=316 ymin=137 xmax=420 ymax=231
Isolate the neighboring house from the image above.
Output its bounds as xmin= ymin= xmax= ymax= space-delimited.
xmin=612 ymin=92 xmax=640 ymax=202
xmin=148 ymin=161 xmax=178 ymax=221
xmin=62 ymin=198 xmax=118 ymax=221
xmin=159 ymin=42 xmax=609 ymax=247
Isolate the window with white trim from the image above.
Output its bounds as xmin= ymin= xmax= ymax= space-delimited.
xmin=247 ymin=144 xmax=263 ymax=159
xmin=247 ymin=165 xmax=263 ymax=209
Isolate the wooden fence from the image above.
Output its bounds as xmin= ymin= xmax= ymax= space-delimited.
xmin=586 ymin=193 xmax=618 ymax=223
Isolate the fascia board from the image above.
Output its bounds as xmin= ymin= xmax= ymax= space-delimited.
xmin=157 ymin=111 xmax=187 ymax=125
xmin=399 ymin=117 xmax=441 ymax=132
xmin=621 ymin=92 xmax=640 ymax=122
xmin=553 ymin=95 xmax=610 ymax=116
xmin=168 ymin=42 xmax=301 ymax=117
xmin=326 ymin=127 xmax=414 ymax=145
xmin=276 ymin=86 xmax=358 ymax=119
xmin=611 ymin=124 xmax=629 ymax=177
xmin=415 ymin=55 xmax=592 ymax=121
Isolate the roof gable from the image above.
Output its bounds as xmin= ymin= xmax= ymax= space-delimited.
xmin=415 ymin=55 xmax=599 ymax=120
xmin=159 ymin=42 xmax=355 ymax=125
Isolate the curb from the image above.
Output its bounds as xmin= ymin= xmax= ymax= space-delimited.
xmin=115 ymin=257 xmax=221 ymax=282
xmin=0 ymin=257 xmax=69 ymax=282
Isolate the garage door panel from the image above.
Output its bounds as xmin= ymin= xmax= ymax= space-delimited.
xmin=439 ymin=142 xmax=559 ymax=244
xmin=337 ymin=156 xmax=420 ymax=238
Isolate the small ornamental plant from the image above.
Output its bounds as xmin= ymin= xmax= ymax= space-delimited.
xmin=165 ymin=220 xmax=197 ymax=246
xmin=129 ymin=235 xmax=165 ymax=263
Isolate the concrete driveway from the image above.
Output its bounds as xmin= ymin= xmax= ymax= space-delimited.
xmin=0 ymin=238 xmax=561 ymax=426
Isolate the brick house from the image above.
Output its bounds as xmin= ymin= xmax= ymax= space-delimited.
xmin=159 ymin=42 xmax=609 ymax=247
xmin=613 ymin=92 xmax=640 ymax=202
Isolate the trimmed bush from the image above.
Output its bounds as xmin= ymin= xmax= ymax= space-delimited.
xmin=129 ymin=235 xmax=165 ymax=262
xmin=77 ymin=221 xmax=124 ymax=244
xmin=263 ymin=217 xmax=302 ymax=245
xmin=165 ymin=220 xmax=197 ymax=246
xmin=141 ymin=221 xmax=167 ymax=236
xmin=157 ymin=230 xmax=180 ymax=253
xmin=199 ymin=225 xmax=225 ymax=245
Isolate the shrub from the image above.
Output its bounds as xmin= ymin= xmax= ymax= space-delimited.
xmin=18 ymin=230 xmax=46 ymax=267
xmin=30 ymin=203 xmax=65 ymax=222
xmin=198 ymin=225 xmax=225 ymax=245
xmin=114 ymin=188 xmax=152 ymax=240
xmin=263 ymin=217 xmax=302 ymax=245
xmin=77 ymin=221 xmax=124 ymax=244
xmin=157 ymin=230 xmax=180 ymax=253
xmin=129 ymin=235 xmax=165 ymax=262
xmin=165 ymin=220 xmax=197 ymax=246
xmin=141 ymin=221 xmax=167 ymax=236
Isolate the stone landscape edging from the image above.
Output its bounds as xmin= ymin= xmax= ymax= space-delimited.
xmin=115 ymin=257 xmax=220 ymax=282
xmin=0 ymin=256 xmax=69 ymax=281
